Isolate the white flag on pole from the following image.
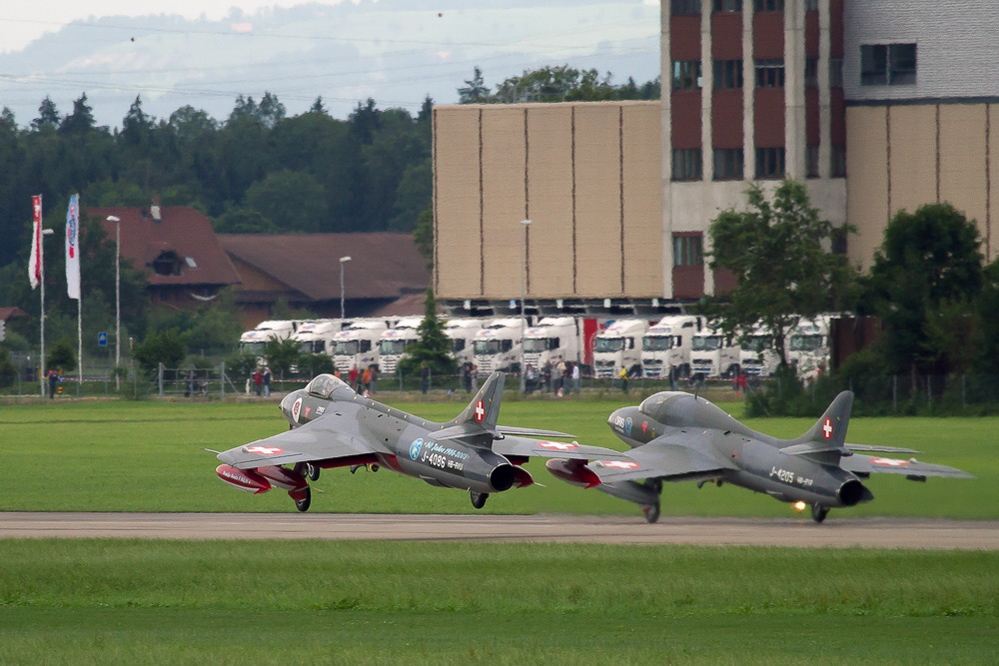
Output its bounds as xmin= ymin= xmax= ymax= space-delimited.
xmin=66 ymin=193 xmax=81 ymax=300
xmin=29 ymin=195 xmax=42 ymax=290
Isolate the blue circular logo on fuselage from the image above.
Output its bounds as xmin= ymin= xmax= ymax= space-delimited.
xmin=409 ymin=438 xmax=424 ymax=460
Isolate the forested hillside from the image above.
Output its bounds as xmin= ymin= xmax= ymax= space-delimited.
xmin=0 ymin=92 xmax=433 ymax=270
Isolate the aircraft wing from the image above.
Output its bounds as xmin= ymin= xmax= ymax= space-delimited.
xmin=217 ymin=417 xmax=377 ymax=470
xmin=840 ymin=454 xmax=974 ymax=479
xmin=588 ymin=435 xmax=735 ymax=483
xmin=496 ymin=425 xmax=576 ymax=439
xmin=845 ymin=443 xmax=921 ymax=454
xmin=492 ymin=436 xmax=634 ymax=462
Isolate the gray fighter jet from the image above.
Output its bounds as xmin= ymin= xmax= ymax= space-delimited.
xmin=215 ymin=371 xmax=634 ymax=511
xmin=545 ymin=390 xmax=973 ymax=523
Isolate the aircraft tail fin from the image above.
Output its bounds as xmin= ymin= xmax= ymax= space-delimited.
xmin=781 ymin=391 xmax=854 ymax=463
xmin=438 ymin=372 xmax=505 ymax=438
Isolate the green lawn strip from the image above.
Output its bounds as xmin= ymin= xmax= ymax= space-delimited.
xmin=1 ymin=400 xmax=994 ymax=518
xmin=2 ymin=541 xmax=996 ymax=618
xmin=0 ymin=608 xmax=994 ymax=665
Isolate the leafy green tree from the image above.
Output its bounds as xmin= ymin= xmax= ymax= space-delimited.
xmin=458 ymin=67 xmax=490 ymax=103
xmin=185 ymin=290 xmax=244 ymax=354
xmin=863 ymin=203 xmax=984 ymax=377
xmin=398 ymin=289 xmax=455 ymax=377
xmin=32 ymin=96 xmax=60 ymax=130
xmin=213 ymin=207 xmax=278 ymax=233
xmin=133 ymin=329 xmax=188 ymax=374
xmin=413 ymin=206 xmax=433 ymax=270
xmin=976 ymin=259 xmax=999 ymax=377
xmin=244 ymin=170 xmax=329 ymax=232
xmin=0 ymin=347 xmax=16 ymax=388
xmin=704 ymin=180 xmax=857 ymax=367
xmin=59 ymin=93 xmax=97 ymax=134
xmin=47 ymin=339 xmax=77 ymax=372
xmin=264 ymin=337 xmax=302 ymax=379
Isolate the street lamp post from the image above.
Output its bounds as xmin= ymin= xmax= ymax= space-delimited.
xmin=519 ymin=219 xmax=531 ymax=394
xmin=107 ymin=215 xmax=121 ymax=390
xmin=339 ymin=256 xmax=352 ymax=319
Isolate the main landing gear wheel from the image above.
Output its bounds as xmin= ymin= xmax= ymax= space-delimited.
xmin=811 ymin=503 xmax=829 ymax=524
xmin=470 ymin=491 xmax=489 ymax=509
xmin=306 ymin=463 xmax=320 ymax=481
xmin=642 ymin=503 xmax=661 ymax=524
xmin=294 ymin=486 xmax=312 ymax=512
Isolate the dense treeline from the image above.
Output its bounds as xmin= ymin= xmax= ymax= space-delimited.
xmin=0 ymin=92 xmax=433 ymax=269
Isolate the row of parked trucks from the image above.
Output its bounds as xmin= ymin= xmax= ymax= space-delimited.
xmin=238 ymin=315 xmax=830 ymax=380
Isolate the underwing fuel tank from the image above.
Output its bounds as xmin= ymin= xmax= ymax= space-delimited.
xmin=216 ymin=464 xmax=271 ymax=494
xmin=545 ymin=458 xmax=601 ymax=488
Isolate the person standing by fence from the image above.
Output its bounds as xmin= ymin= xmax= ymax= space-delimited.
xmin=262 ymin=366 xmax=272 ymax=397
xmin=252 ymin=368 xmax=263 ymax=397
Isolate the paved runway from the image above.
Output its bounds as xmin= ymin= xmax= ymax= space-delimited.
xmin=1 ymin=512 xmax=997 ymax=549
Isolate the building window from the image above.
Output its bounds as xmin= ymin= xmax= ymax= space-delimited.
xmin=755 ymin=59 xmax=785 ymax=88
xmin=831 ymin=145 xmax=846 ymax=178
xmin=861 ymin=43 xmax=917 ymax=86
xmin=754 ymin=0 xmax=783 ymax=11
xmin=831 ymin=226 xmax=848 ymax=255
xmin=672 ymin=149 xmax=703 ymax=181
xmin=672 ymin=0 xmax=701 ymax=15
xmin=829 ymin=58 xmax=844 ymax=87
xmin=804 ymin=0 xmax=818 ymax=10
xmin=713 ymin=0 xmax=742 ymax=11
xmin=806 ymin=145 xmax=820 ymax=179
xmin=672 ymin=60 xmax=702 ymax=90
xmin=674 ymin=234 xmax=704 ymax=266
xmin=713 ymin=60 xmax=743 ymax=89
xmin=713 ymin=148 xmax=744 ymax=180
xmin=755 ymin=147 xmax=785 ymax=179
xmin=804 ymin=57 xmax=818 ymax=87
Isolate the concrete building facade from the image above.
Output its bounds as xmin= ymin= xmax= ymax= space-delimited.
xmin=433 ymin=0 xmax=999 ymax=314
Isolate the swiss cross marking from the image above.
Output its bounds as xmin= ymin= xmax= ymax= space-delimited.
xmin=600 ymin=461 xmax=640 ymax=469
xmin=474 ymin=399 xmax=485 ymax=423
xmin=871 ymin=457 xmax=909 ymax=467
xmin=537 ymin=441 xmax=579 ymax=451
xmin=822 ymin=417 xmax=833 ymax=440
xmin=246 ymin=445 xmax=284 ymax=456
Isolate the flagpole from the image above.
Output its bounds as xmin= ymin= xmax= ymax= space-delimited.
xmin=39 ymin=237 xmax=45 ymax=397
xmin=77 ymin=299 xmax=82 ymax=398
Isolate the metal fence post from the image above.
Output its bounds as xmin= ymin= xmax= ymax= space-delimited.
xmin=220 ymin=362 xmax=226 ymax=402
xmin=158 ymin=363 xmax=164 ymax=400
xmin=892 ymin=375 xmax=897 ymax=414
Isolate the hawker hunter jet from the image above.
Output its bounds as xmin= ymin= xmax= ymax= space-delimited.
xmin=545 ymin=390 xmax=972 ymax=523
xmin=215 ymin=372 xmax=634 ymax=511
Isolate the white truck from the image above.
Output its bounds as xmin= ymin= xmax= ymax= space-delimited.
xmin=331 ymin=319 xmax=388 ymax=374
xmin=521 ymin=317 xmax=584 ymax=372
xmin=690 ymin=325 xmax=741 ymax=380
xmin=640 ymin=315 xmax=702 ymax=379
xmin=291 ymin=319 xmax=345 ymax=356
xmin=377 ymin=317 xmax=423 ymax=374
xmin=788 ymin=316 xmax=830 ymax=380
xmin=238 ymin=320 xmax=300 ymax=357
xmin=593 ymin=319 xmax=648 ymax=378
xmin=472 ymin=318 xmax=525 ymax=375
xmin=739 ymin=325 xmax=781 ymax=378
xmin=443 ymin=318 xmax=482 ymax=366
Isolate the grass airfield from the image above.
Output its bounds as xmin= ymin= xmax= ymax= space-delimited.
xmin=1 ymin=395 xmax=997 ymax=663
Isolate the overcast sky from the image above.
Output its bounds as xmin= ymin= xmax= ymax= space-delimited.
xmin=0 ymin=1 xmax=661 ymax=126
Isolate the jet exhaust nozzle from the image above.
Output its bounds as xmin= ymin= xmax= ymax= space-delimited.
xmin=837 ymin=479 xmax=873 ymax=507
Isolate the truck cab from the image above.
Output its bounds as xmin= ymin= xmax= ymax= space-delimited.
xmin=641 ymin=315 xmax=701 ymax=379
xmin=522 ymin=316 xmax=582 ymax=371
xmin=443 ymin=318 xmax=483 ymax=366
xmin=238 ymin=320 xmax=300 ymax=358
xmin=292 ymin=320 xmax=345 ymax=357
xmin=788 ymin=316 xmax=830 ymax=380
xmin=593 ymin=319 xmax=648 ymax=378
xmin=690 ymin=325 xmax=741 ymax=380
xmin=473 ymin=318 xmax=525 ymax=375
xmin=739 ymin=326 xmax=781 ymax=378
xmin=332 ymin=319 xmax=388 ymax=374
xmin=377 ymin=317 xmax=423 ymax=374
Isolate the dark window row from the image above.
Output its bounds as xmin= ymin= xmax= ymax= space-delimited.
xmin=672 ymin=149 xmax=703 ymax=181
xmin=674 ymin=234 xmax=704 ymax=266
xmin=755 ymin=59 xmax=785 ymax=88
xmin=672 ymin=60 xmax=703 ymax=90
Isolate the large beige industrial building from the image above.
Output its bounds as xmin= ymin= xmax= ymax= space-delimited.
xmin=432 ymin=0 xmax=999 ymax=316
